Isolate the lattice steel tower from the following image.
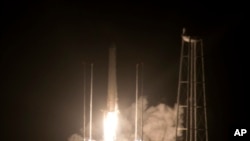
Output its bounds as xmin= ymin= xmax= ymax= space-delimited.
xmin=175 ymin=28 xmax=208 ymax=141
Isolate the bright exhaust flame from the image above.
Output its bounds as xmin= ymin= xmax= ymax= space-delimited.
xmin=103 ymin=111 xmax=118 ymax=141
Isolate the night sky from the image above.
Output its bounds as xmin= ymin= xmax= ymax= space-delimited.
xmin=1 ymin=1 xmax=248 ymax=141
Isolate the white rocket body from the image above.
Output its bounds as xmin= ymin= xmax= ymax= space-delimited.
xmin=107 ymin=46 xmax=118 ymax=112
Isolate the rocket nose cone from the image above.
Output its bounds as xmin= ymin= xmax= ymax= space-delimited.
xmin=111 ymin=43 xmax=116 ymax=48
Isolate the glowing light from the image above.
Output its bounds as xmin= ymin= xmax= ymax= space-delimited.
xmin=103 ymin=111 xmax=118 ymax=141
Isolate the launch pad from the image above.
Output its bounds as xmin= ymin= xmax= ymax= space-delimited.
xmin=73 ymin=29 xmax=209 ymax=141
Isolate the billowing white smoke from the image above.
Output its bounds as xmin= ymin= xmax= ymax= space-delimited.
xmin=68 ymin=96 xmax=183 ymax=141
xmin=142 ymin=103 xmax=182 ymax=141
xmin=68 ymin=134 xmax=83 ymax=141
xmin=117 ymin=96 xmax=183 ymax=141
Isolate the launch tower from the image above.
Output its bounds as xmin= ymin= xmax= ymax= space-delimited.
xmin=175 ymin=28 xmax=208 ymax=141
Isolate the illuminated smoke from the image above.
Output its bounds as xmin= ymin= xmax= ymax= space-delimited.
xmin=116 ymin=96 xmax=183 ymax=141
xmin=68 ymin=96 xmax=183 ymax=141
xmin=68 ymin=134 xmax=83 ymax=141
xmin=143 ymin=103 xmax=183 ymax=141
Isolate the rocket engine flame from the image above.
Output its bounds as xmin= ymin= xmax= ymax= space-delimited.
xmin=104 ymin=111 xmax=118 ymax=141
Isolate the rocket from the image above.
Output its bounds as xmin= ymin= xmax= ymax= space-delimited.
xmin=107 ymin=44 xmax=118 ymax=112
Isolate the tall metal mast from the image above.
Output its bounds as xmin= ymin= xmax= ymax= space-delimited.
xmin=89 ymin=63 xmax=94 ymax=141
xmin=83 ymin=62 xmax=86 ymax=140
xmin=135 ymin=64 xmax=139 ymax=141
xmin=140 ymin=63 xmax=144 ymax=141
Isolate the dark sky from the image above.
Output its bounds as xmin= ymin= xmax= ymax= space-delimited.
xmin=1 ymin=1 xmax=248 ymax=141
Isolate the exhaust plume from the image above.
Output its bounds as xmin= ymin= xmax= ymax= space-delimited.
xmin=68 ymin=96 xmax=183 ymax=141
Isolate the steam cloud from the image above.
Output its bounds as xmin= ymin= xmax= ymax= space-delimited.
xmin=68 ymin=96 xmax=183 ymax=141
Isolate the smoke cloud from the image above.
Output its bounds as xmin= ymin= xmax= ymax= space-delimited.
xmin=68 ymin=96 xmax=183 ymax=141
